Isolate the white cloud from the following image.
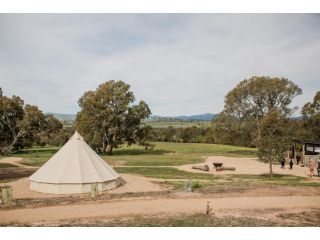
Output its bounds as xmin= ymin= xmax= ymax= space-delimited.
xmin=0 ymin=14 xmax=319 ymax=116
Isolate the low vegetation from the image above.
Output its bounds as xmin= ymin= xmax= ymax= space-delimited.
xmin=39 ymin=210 xmax=320 ymax=227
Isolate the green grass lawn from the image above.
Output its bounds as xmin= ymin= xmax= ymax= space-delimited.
xmin=9 ymin=142 xmax=256 ymax=167
xmin=7 ymin=147 xmax=59 ymax=166
xmin=147 ymin=142 xmax=257 ymax=156
xmin=103 ymin=142 xmax=257 ymax=166
xmin=115 ymin=166 xmax=320 ymax=188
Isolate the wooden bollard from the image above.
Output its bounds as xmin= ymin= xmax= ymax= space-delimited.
xmin=90 ymin=183 xmax=98 ymax=200
xmin=206 ymin=201 xmax=212 ymax=215
xmin=1 ymin=186 xmax=13 ymax=204
xmin=184 ymin=179 xmax=193 ymax=192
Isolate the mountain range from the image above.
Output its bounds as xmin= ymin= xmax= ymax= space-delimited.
xmin=48 ymin=113 xmax=216 ymax=122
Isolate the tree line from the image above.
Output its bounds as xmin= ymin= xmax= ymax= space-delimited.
xmin=0 ymin=88 xmax=74 ymax=154
xmin=1 ymin=77 xmax=319 ymax=174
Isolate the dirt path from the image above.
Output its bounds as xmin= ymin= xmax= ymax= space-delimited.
xmin=6 ymin=173 xmax=166 ymax=199
xmin=0 ymin=157 xmax=35 ymax=168
xmin=178 ymin=156 xmax=315 ymax=177
xmin=1 ymin=195 xmax=319 ymax=225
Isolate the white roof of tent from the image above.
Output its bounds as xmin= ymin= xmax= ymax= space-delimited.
xmin=29 ymin=131 xmax=120 ymax=184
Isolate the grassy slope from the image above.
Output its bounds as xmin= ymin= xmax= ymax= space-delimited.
xmin=9 ymin=142 xmax=257 ymax=167
xmin=115 ymin=166 xmax=320 ymax=187
xmin=3 ymin=142 xmax=319 ymax=189
xmin=104 ymin=142 xmax=257 ymax=166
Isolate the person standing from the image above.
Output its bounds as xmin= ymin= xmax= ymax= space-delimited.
xmin=280 ymin=158 xmax=285 ymax=169
xmin=289 ymin=158 xmax=293 ymax=170
xmin=309 ymin=159 xmax=316 ymax=177
xmin=317 ymin=158 xmax=320 ymax=177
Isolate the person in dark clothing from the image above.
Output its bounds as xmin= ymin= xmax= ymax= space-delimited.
xmin=296 ymin=156 xmax=301 ymax=165
xmin=280 ymin=158 xmax=285 ymax=169
xmin=317 ymin=159 xmax=320 ymax=177
xmin=289 ymin=158 xmax=293 ymax=170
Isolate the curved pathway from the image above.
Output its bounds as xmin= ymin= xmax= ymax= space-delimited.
xmin=0 ymin=195 xmax=319 ymax=225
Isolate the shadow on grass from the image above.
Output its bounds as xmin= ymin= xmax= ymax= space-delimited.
xmin=104 ymin=148 xmax=170 ymax=156
xmin=224 ymin=150 xmax=257 ymax=156
xmin=12 ymin=148 xmax=59 ymax=155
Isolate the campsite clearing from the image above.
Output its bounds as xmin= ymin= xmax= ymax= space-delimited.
xmin=0 ymin=142 xmax=319 ymax=226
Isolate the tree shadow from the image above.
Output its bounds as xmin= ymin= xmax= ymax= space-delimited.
xmin=107 ymin=148 xmax=170 ymax=156
xmin=13 ymin=148 xmax=59 ymax=155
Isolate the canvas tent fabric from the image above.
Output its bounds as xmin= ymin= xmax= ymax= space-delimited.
xmin=29 ymin=131 xmax=121 ymax=194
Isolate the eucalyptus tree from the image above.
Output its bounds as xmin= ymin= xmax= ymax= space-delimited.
xmin=76 ymin=80 xmax=151 ymax=155
xmin=222 ymin=76 xmax=302 ymax=143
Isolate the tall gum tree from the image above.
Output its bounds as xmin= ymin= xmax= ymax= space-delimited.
xmin=76 ymin=80 xmax=151 ymax=155
xmin=224 ymin=76 xmax=302 ymax=143
xmin=257 ymin=108 xmax=292 ymax=177
xmin=300 ymin=91 xmax=320 ymax=141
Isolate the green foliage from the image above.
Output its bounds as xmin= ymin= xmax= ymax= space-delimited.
xmin=212 ymin=76 xmax=302 ymax=147
xmin=302 ymin=91 xmax=320 ymax=117
xmin=300 ymin=91 xmax=320 ymax=141
xmin=257 ymin=108 xmax=291 ymax=176
xmin=76 ymin=80 xmax=151 ymax=155
xmin=0 ymin=93 xmax=25 ymax=154
xmin=147 ymin=126 xmax=216 ymax=144
xmin=225 ymin=76 xmax=302 ymax=118
xmin=0 ymin=89 xmax=64 ymax=154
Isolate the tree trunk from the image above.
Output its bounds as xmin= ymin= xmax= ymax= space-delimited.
xmin=0 ymin=130 xmax=25 ymax=155
xmin=102 ymin=140 xmax=107 ymax=153
xmin=256 ymin=116 xmax=261 ymax=143
xmin=269 ymin=161 xmax=273 ymax=178
xmin=106 ymin=144 xmax=113 ymax=155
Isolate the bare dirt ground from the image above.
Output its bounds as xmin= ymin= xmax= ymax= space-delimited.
xmin=54 ymin=208 xmax=320 ymax=227
xmin=0 ymin=157 xmax=35 ymax=168
xmin=178 ymin=156 xmax=315 ymax=177
xmin=1 ymin=155 xmax=320 ymax=226
xmin=5 ymin=173 xmax=165 ymax=199
xmin=0 ymin=195 xmax=319 ymax=226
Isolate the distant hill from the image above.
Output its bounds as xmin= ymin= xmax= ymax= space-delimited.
xmin=49 ymin=112 xmax=216 ymax=122
xmin=48 ymin=113 xmax=76 ymax=121
xmin=148 ymin=113 xmax=216 ymax=121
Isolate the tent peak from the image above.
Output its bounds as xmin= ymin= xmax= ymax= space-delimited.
xmin=71 ymin=131 xmax=83 ymax=140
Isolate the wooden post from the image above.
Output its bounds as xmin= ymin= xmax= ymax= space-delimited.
xmin=1 ymin=186 xmax=13 ymax=204
xmin=206 ymin=201 xmax=212 ymax=215
xmin=185 ymin=179 xmax=192 ymax=192
xmin=302 ymin=144 xmax=305 ymax=166
xmin=90 ymin=183 xmax=98 ymax=200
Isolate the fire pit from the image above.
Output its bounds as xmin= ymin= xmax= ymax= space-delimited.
xmin=213 ymin=162 xmax=223 ymax=168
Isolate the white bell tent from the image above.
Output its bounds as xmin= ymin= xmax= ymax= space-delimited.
xmin=29 ymin=131 xmax=121 ymax=194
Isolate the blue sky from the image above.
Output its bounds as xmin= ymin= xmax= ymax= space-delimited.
xmin=0 ymin=14 xmax=320 ymax=116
